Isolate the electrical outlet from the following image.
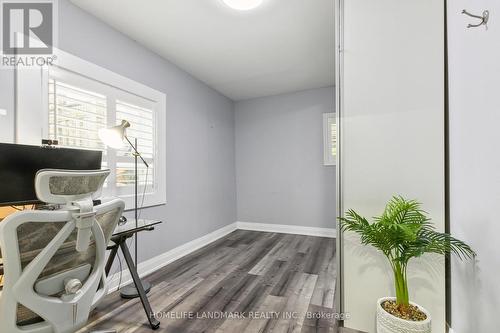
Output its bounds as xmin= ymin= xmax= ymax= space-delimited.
xmin=0 ymin=109 xmax=6 ymax=116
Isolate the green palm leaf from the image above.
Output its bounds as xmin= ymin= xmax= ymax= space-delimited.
xmin=338 ymin=196 xmax=476 ymax=307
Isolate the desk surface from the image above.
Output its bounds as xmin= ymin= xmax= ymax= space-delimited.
xmin=112 ymin=219 xmax=162 ymax=236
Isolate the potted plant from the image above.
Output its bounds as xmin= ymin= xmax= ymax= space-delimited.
xmin=339 ymin=196 xmax=475 ymax=333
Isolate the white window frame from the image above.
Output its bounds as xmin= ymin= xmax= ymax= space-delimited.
xmin=323 ymin=112 xmax=337 ymax=166
xmin=15 ymin=48 xmax=167 ymax=210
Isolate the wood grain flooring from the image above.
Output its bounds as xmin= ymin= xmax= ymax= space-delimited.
xmin=81 ymin=230 xmax=341 ymax=333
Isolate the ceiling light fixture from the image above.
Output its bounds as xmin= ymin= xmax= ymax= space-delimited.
xmin=222 ymin=0 xmax=263 ymax=11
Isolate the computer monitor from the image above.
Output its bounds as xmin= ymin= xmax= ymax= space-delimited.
xmin=0 ymin=143 xmax=102 ymax=206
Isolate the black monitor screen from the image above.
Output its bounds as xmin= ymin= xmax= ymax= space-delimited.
xmin=0 ymin=143 xmax=102 ymax=206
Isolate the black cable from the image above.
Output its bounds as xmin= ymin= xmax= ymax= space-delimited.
xmin=115 ymin=149 xmax=150 ymax=291
xmin=117 ymin=237 xmax=134 ymax=290
xmin=117 ymin=252 xmax=123 ymax=290
xmin=137 ymin=166 xmax=149 ymax=221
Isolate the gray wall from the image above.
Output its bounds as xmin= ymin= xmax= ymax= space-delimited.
xmin=0 ymin=0 xmax=237 ymax=264
xmin=448 ymin=0 xmax=500 ymax=332
xmin=235 ymin=87 xmax=336 ymax=229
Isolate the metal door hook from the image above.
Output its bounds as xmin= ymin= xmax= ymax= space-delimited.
xmin=462 ymin=9 xmax=489 ymax=29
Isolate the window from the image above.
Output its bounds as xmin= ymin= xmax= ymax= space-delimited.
xmin=323 ymin=113 xmax=337 ymax=166
xmin=48 ymin=79 xmax=107 ymax=151
xmin=16 ymin=48 xmax=166 ymax=209
xmin=47 ymin=67 xmax=157 ymax=202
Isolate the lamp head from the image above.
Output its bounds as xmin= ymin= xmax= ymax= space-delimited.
xmin=98 ymin=120 xmax=130 ymax=149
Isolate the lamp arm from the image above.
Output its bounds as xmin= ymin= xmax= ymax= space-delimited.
xmin=124 ymin=135 xmax=149 ymax=168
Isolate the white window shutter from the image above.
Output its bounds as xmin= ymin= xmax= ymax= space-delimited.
xmin=323 ymin=113 xmax=337 ymax=166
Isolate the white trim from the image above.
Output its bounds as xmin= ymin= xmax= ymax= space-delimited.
xmin=106 ymin=221 xmax=336 ymax=293
xmin=52 ymin=48 xmax=165 ymax=102
xmin=236 ymin=221 xmax=336 ymax=238
xmin=107 ymin=222 xmax=238 ymax=292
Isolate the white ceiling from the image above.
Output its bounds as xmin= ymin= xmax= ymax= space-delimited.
xmin=70 ymin=0 xmax=335 ymax=101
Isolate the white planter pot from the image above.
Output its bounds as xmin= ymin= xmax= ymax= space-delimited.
xmin=376 ymin=297 xmax=431 ymax=333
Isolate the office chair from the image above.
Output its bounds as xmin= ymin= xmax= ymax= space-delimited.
xmin=0 ymin=169 xmax=124 ymax=333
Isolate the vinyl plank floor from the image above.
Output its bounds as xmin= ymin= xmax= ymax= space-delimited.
xmin=82 ymin=230 xmax=339 ymax=333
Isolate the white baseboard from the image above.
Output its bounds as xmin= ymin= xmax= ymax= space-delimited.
xmin=107 ymin=221 xmax=336 ymax=293
xmin=236 ymin=221 xmax=336 ymax=238
xmin=107 ymin=222 xmax=238 ymax=293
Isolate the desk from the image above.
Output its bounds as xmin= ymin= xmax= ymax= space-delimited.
xmin=105 ymin=219 xmax=161 ymax=330
xmin=112 ymin=218 xmax=162 ymax=236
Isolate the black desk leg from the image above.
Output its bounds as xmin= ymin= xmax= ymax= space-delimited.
xmin=119 ymin=241 xmax=160 ymax=330
xmin=105 ymin=244 xmax=119 ymax=276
